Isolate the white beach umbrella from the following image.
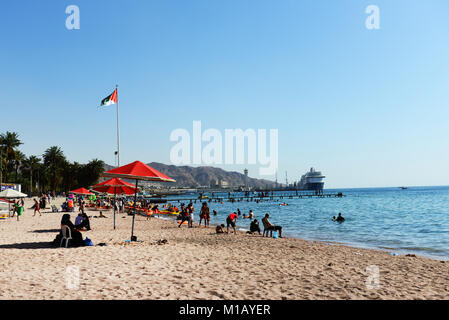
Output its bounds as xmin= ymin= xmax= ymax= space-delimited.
xmin=0 ymin=189 xmax=28 ymax=198
xmin=0 ymin=189 xmax=28 ymax=217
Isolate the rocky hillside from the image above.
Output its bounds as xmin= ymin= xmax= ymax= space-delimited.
xmin=104 ymin=163 xmax=275 ymax=188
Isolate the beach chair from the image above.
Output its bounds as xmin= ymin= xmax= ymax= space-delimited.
xmin=60 ymin=225 xmax=72 ymax=248
xmin=261 ymin=219 xmax=273 ymax=237
xmin=51 ymin=205 xmax=59 ymax=213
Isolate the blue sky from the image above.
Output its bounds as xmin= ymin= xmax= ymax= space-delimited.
xmin=1 ymin=0 xmax=448 ymax=188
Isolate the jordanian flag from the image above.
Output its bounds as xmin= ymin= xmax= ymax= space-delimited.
xmin=100 ymin=89 xmax=118 ymax=107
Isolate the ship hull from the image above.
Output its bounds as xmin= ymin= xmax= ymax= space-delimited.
xmin=300 ymin=182 xmax=324 ymax=191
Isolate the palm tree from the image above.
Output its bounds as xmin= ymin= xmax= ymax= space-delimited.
xmin=43 ymin=146 xmax=66 ymax=192
xmin=23 ymin=155 xmax=41 ymax=194
xmin=13 ymin=150 xmax=26 ymax=182
xmin=0 ymin=131 xmax=23 ymax=182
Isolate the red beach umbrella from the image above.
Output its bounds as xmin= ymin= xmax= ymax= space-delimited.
xmin=102 ymin=161 xmax=175 ymax=182
xmin=92 ymin=178 xmax=140 ymax=230
xmin=92 ymin=178 xmax=138 ymax=195
xmin=69 ymin=188 xmax=94 ymax=195
xmin=102 ymin=161 xmax=175 ymax=240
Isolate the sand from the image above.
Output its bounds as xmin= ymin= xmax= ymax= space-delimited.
xmin=0 ymin=197 xmax=448 ymax=300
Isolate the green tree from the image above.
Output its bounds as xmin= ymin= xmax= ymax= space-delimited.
xmin=13 ymin=150 xmax=26 ymax=182
xmin=0 ymin=131 xmax=23 ymax=183
xmin=62 ymin=161 xmax=81 ymax=191
xmin=79 ymin=159 xmax=105 ymax=188
xmin=22 ymin=155 xmax=41 ymax=195
xmin=43 ymin=146 xmax=66 ymax=192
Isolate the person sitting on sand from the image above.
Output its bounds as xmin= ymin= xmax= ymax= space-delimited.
xmin=99 ymin=211 xmax=107 ymax=218
xmin=75 ymin=212 xmax=91 ymax=231
xmin=75 ymin=213 xmax=84 ymax=226
xmin=249 ymin=219 xmax=261 ymax=235
xmin=226 ymin=212 xmax=238 ymax=234
xmin=262 ymin=213 xmax=283 ymax=238
xmin=216 ymin=224 xmax=225 ymax=234
xmin=59 ymin=214 xmax=84 ymax=247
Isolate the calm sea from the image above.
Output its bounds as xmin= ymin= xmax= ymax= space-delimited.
xmin=164 ymin=186 xmax=449 ymax=260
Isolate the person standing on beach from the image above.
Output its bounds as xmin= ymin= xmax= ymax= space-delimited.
xmin=199 ymin=202 xmax=210 ymax=227
xmin=204 ymin=204 xmax=210 ymax=227
xmin=187 ymin=203 xmax=194 ymax=228
xmin=226 ymin=212 xmax=238 ymax=234
xmin=178 ymin=207 xmax=190 ymax=227
xmin=33 ymin=198 xmax=41 ymax=217
xmin=15 ymin=200 xmax=24 ymax=221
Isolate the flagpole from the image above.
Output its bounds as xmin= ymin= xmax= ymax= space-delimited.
xmin=116 ymin=84 xmax=120 ymax=167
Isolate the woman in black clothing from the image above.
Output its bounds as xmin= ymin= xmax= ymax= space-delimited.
xmin=59 ymin=214 xmax=84 ymax=247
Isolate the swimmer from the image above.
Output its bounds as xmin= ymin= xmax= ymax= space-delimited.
xmin=334 ymin=213 xmax=345 ymax=222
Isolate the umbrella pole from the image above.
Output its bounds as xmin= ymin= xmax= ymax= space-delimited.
xmin=114 ymin=187 xmax=117 ymax=230
xmin=131 ymin=179 xmax=139 ymax=241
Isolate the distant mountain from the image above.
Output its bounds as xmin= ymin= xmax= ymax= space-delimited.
xmin=103 ymin=162 xmax=276 ymax=189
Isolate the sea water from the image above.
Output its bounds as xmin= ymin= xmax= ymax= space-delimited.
xmin=170 ymin=186 xmax=449 ymax=260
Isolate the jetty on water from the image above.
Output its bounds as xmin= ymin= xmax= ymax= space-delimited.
xmin=144 ymin=191 xmax=345 ymax=204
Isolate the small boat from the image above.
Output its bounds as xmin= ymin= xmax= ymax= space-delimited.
xmin=399 ymin=186 xmax=408 ymax=190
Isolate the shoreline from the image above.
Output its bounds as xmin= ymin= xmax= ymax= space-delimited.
xmin=153 ymin=214 xmax=449 ymax=263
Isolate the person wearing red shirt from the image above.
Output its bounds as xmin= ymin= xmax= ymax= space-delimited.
xmin=226 ymin=212 xmax=238 ymax=234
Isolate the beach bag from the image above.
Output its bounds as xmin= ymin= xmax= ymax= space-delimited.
xmin=273 ymin=231 xmax=279 ymax=239
xmin=84 ymin=237 xmax=94 ymax=246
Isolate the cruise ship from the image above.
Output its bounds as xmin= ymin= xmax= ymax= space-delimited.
xmin=297 ymin=168 xmax=325 ymax=192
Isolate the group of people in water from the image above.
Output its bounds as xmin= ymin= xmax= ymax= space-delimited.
xmin=332 ymin=213 xmax=345 ymax=223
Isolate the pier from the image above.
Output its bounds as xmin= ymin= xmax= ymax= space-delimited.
xmin=145 ymin=191 xmax=345 ymax=204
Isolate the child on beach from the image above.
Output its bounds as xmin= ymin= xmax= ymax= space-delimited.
xmin=248 ymin=219 xmax=261 ymax=235
xmin=33 ymin=198 xmax=42 ymax=217
xmin=216 ymin=224 xmax=225 ymax=234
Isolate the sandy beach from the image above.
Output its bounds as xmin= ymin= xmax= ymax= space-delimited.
xmin=0 ymin=197 xmax=448 ymax=300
